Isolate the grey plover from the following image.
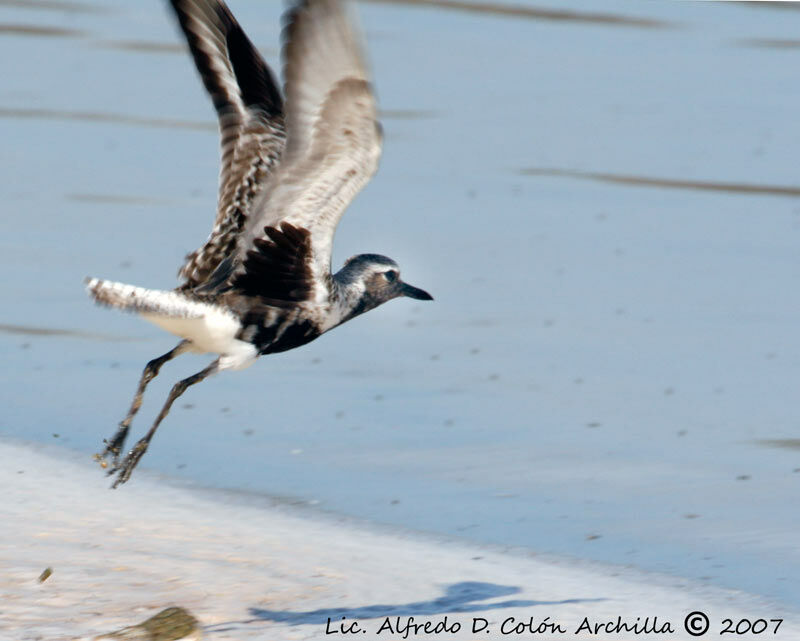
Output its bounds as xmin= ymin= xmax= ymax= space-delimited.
xmin=86 ymin=0 xmax=432 ymax=487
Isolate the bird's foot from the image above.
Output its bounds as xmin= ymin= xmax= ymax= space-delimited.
xmin=108 ymin=438 xmax=150 ymax=489
xmin=93 ymin=424 xmax=129 ymax=471
xmin=93 ymin=442 xmax=119 ymax=471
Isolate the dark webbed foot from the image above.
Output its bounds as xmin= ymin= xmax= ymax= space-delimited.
xmin=108 ymin=437 xmax=150 ymax=488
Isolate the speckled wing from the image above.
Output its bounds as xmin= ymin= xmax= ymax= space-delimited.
xmin=233 ymin=0 xmax=383 ymax=305
xmin=169 ymin=0 xmax=287 ymax=290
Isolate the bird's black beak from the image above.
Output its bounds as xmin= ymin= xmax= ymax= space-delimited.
xmin=400 ymin=282 xmax=433 ymax=301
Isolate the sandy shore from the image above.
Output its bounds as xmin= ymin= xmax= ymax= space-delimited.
xmin=1 ymin=439 xmax=796 ymax=641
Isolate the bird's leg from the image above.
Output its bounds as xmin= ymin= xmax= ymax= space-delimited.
xmin=110 ymin=359 xmax=220 ymax=488
xmin=96 ymin=340 xmax=191 ymax=469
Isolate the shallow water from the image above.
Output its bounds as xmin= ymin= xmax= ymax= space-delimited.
xmin=2 ymin=0 xmax=800 ymax=609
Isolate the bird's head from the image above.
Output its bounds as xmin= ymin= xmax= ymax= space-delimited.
xmin=335 ymin=253 xmax=433 ymax=318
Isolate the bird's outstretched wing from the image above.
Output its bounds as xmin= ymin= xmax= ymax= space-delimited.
xmin=169 ymin=0 xmax=287 ymax=290
xmin=229 ymin=0 xmax=382 ymax=305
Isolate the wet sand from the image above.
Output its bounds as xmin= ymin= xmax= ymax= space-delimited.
xmin=2 ymin=438 xmax=797 ymax=641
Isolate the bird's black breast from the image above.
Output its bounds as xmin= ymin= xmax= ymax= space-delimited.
xmin=243 ymin=317 xmax=321 ymax=355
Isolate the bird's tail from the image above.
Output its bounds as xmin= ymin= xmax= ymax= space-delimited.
xmin=85 ymin=278 xmax=205 ymax=319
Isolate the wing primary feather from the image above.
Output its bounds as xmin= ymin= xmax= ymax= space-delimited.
xmin=169 ymin=0 xmax=288 ymax=292
xmin=222 ymin=8 xmax=282 ymax=117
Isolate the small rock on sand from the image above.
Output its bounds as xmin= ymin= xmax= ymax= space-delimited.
xmin=93 ymin=607 xmax=201 ymax=641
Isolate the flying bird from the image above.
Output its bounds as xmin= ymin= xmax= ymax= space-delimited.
xmin=86 ymin=0 xmax=432 ymax=487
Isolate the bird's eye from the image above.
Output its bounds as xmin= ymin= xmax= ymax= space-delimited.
xmin=383 ymin=270 xmax=398 ymax=283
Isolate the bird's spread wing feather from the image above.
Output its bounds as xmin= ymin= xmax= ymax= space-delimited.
xmin=169 ymin=0 xmax=287 ymax=289
xmin=232 ymin=222 xmax=315 ymax=306
xmin=231 ymin=0 xmax=382 ymax=305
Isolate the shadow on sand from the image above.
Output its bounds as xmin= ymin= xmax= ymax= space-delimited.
xmin=209 ymin=581 xmax=604 ymax=631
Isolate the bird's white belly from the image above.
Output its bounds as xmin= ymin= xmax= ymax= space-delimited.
xmin=141 ymin=307 xmax=257 ymax=371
